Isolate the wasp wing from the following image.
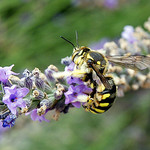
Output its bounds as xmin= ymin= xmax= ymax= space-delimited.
xmin=90 ymin=63 xmax=112 ymax=89
xmin=107 ymin=55 xmax=150 ymax=70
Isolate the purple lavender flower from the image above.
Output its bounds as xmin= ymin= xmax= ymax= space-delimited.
xmin=103 ymin=0 xmax=118 ymax=9
xmin=121 ymin=25 xmax=137 ymax=44
xmin=65 ymin=62 xmax=75 ymax=72
xmin=64 ymin=84 xmax=92 ymax=108
xmin=45 ymin=65 xmax=59 ymax=83
xmin=27 ymin=109 xmax=49 ymax=122
xmin=2 ymin=85 xmax=29 ymax=114
xmin=0 ymin=65 xmax=18 ymax=83
xmin=45 ymin=68 xmax=55 ymax=83
xmin=65 ymin=62 xmax=92 ymax=108
xmin=2 ymin=114 xmax=16 ymax=128
xmin=66 ymin=76 xmax=83 ymax=85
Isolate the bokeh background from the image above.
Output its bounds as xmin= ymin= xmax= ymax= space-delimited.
xmin=0 ymin=0 xmax=150 ymax=150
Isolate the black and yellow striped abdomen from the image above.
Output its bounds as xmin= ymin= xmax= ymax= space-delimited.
xmin=83 ymin=76 xmax=116 ymax=114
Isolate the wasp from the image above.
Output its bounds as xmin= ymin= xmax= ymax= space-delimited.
xmin=61 ymin=36 xmax=150 ymax=114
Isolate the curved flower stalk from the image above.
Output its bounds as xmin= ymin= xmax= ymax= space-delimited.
xmin=0 ymin=17 xmax=150 ymax=128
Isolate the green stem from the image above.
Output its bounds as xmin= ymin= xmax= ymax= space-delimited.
xmin=1 ymin=82 xmax=4 ymax=94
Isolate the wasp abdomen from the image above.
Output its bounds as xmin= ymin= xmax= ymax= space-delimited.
xmin=83 ymin=76 xmax=116 ymax=114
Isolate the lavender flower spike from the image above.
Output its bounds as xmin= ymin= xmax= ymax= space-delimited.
xmin=2 ymin=85 xmax=29 ymax=114
xmin=0 ymin=64 xmax=18 ymax=83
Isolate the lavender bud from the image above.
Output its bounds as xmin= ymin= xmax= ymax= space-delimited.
xmin=54 ymin=90 xmax=63 ymax=100
xmin=104 ymin=42 xmax=118 ymax=56
xmin=117 ymin=85 xmax=126 ymax=97
xmin=32 ymin=68 xmax=40 ymax=78
xmin=48 ymin=65 xmax=58 ymax=72
xmin=132 ymin=84 xmax=139 ymax=90
xmin=23 ymin=98 xmax=31 ymax=107
xmin=56 ymin=83 xmax=65 ymax=90
xmin=40 ymin=99 xmax=54 ymax=108
xmin=61 ymin=56 xmax=72 ymax=66
xmin=137 ymin=74 xmax=147 ymax=83
xmin=23 ymin=69 xmax=31 ymax=77
xmin=33 ymin=90 xmax=45 ymax=100
xmin=35 ymin=77 xmax=45 ymax=91
xmin=45 ymin=65 xmax=58 ymax=83
xmin=144 ymin=18 xmax=150 ymax=32
xmin=37 ymin=104 xmax=47 ymax=116
xmin=24 ymin=77 xmax=33 ymax=90
xmin=9 ymin=75 xmax=24 ymax=87
xmin=54 ymin=83 xmax=65 ymax=100
xmin=44 ymin=84 xmax=52 ymax=93
xmin=45 ymin=68 xmax=55 ymax=83
xmin=21 ymin=106 xmax=28 ymax=114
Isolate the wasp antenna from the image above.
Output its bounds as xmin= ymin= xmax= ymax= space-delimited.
xmin=75 ymin=31 xmax=79 ymax=48
xmin=60 ymin=36 xmax=76 ymax=49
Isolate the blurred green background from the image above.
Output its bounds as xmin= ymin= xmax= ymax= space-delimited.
xmin=0 ymin=0 xmax=150 ymax=150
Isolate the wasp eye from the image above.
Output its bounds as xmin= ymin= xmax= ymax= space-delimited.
xmin=87 ymin=59 xmax=93 ymax=67
xmin=87 ymin=59 xmax=93 ymax=64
